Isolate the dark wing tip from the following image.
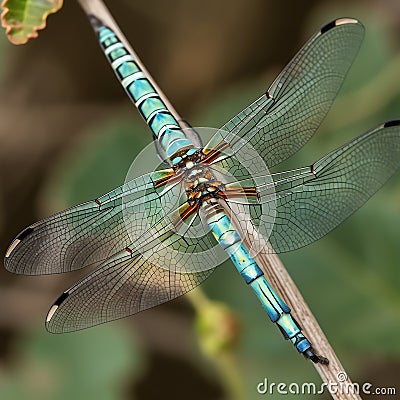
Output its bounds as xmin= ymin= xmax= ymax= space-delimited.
xmin=383 ymin=120 xmax=400 ymax=128
xmin=5 ymin=226 xmax=34 ymax=260
xmin=46 ymin=292 xmax=70 ymax=332
xmin=320 ymin=18 xmax=361 ymax=34
xmin=16 ymin=226 xmax=34 ymax=240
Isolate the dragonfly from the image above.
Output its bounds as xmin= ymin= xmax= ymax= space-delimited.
xmin=4 ymin=16 xmax=400 ymax=365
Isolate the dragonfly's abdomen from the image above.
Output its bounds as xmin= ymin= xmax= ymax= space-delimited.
xmin=206 ymin=209 xmax=263 ymax=283
xmin=205 ymin=205 xmax=327 ymax=363
xmin=96 ymin=23 xmax=193 ymax=159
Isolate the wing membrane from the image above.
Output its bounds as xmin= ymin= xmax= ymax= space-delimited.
xmin=46 ymin=249 xmax=214 ymax=333
xmin=4 ymin=169 xmax=180 ymax=275
xmin=205 ymin=18 xmax=364 ymax=168
xmin=224 ymin=121 xmax=400 ymax=253
xmin=45 ymin=201 xmax=219 ymax=332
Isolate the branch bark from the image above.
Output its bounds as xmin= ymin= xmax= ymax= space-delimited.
xmin=76 ymin=1 xmax=362 ymax=399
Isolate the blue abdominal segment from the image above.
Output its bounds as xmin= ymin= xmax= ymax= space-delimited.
xmin=206 ymin=208 xmax=316 ymax=357
xmin=98 ymin=26 xmax=193 ymax=159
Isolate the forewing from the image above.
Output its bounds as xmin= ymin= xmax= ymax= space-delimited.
xmin=204 ymin=18 xmax=364 ymax=168
xmin=4 ymin=169 xmax=180 ymax=275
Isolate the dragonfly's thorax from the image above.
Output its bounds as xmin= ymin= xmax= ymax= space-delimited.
xmin=184 ymin=164 xmax=225 ymax=206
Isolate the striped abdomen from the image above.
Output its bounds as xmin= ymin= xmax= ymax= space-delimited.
xmin=95 ymin=23 xmax=193 ymax=160
xmin=205 ymin=205 xmax=317 ymax=357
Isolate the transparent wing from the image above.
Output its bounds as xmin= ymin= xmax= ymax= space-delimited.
xmin=45 ymin=201 xmax=218 ymax=333
xmin=46 ymin=249 xmax=214 ymax=333
xmin=127 ymin=200 xmax=224 ymax=274
xmin=4 ymin=168 xmax=181 ymax=275
xmin=204 ymin=18 xmax=364 ymax=168
xmin=224 ymin=121 xmax=400 ymax=253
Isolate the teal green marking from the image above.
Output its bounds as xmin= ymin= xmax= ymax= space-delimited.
xmin=166 ymin=139 xmax=193 ymax=157
xmin=250 ymin=277 xmax=291 ymax=321
xmin=172 ymin=156 xmax=182 ymax=165
xmin=159 ymin=128 xmax=187 ymax=146
xmin=150 ymin=113 xmax=180 ymax=134
xmin=206 ymin=207 xmax=314 ymax=355
xmin=99 ymin=30 xmax=114 ymax=45
xmin=127 ymin=79 xmax=155 ymax=101
xmin=138 ymin=97 xmax=166 ymax=120
xmin=109 ymin=47 xmax=128 ymax=61
xmin=102 ymin=36 xmax=118 ymax=47
xmin=117 ymin=61 xmax=140 ymax=79
xmin=97 ymin=25 xmax=194 ymax=159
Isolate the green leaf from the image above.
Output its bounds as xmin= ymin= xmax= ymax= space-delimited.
xmin=1 ymin=0 xmax=63 ymax=45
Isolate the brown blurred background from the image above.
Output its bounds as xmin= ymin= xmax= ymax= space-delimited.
xmin=0 ymin=0 xmax=399 ymax=399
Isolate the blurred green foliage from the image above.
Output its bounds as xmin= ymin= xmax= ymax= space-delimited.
xmin=0 ymin=325 xmax=140 ymax=400
xmin=41 ymin=116 xmax=152 ymax=209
